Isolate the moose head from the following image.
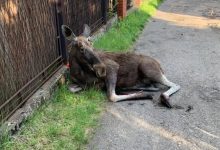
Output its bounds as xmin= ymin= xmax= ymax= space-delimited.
xmin=61 ymin=24 xmax=106 ymax=78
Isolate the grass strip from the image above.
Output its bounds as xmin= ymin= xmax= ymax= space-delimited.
xmin=94 ymin=0 xmax=162 ymax=52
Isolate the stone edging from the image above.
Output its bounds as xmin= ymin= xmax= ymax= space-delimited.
xmin=0 ymin=66 xmax=67 ymax=137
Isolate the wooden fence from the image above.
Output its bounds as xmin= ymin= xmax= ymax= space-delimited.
xmin=0 ymin=0 xmax=114 ymax=123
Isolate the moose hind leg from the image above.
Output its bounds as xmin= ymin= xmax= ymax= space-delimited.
xmin=160 ymin=74 xmax=180 ymax=97
xmin=150 ymin=74 xmax=180 ymax=108
xmin=157 ymin=74 xmax=180 ymax=108
xmin=117 ymin=84 xmax=160 ymax=93
xmin=105 ymin=62 xmax=152 ymax=102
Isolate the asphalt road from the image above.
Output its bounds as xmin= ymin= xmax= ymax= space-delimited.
xmin=88 ymin=0 xmax=220 ymax=149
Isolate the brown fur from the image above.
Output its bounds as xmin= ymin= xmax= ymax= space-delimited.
xmin=96 ymin=51 xmax=163 ymax=87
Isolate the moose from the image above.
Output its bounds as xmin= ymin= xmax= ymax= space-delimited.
xmin=61 ymin=24 xmax=180 ymax=108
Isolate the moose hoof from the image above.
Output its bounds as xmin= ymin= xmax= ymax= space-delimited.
xmin=68 ymin=84 xmax=82 ymax=93
xmin=160 ymin=93 xmax=172 ymax=108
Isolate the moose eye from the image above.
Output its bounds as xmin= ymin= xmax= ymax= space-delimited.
xmin=80 ymin=48 xmax=84 ymax=53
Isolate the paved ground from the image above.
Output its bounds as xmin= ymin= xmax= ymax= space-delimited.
xmin=88 ymin=0 xmax=220 ymax=149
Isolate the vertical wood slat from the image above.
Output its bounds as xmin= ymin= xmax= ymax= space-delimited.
xmin=63 ymin=0 xmax=103 ymax=36
xmin=0 ymin=0 xmax=59 ymax=122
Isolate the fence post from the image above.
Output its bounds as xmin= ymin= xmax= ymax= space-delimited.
xmin=56 ymin=0 xmax=67 ymax=64
xmin=102 ymin=0 xmax=108 ymax=24
xmin=117 ymin=0 xmax=127 ymax=19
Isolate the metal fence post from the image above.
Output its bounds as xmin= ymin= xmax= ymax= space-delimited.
xmin=56 ymin=0 xmax=67 ymax=64
xmin=102 ymin=0 xmax=108 ymax=24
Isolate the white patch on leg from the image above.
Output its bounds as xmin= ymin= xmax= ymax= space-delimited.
xmin=109 ymin=91 xmax=145 ymax=102
xmin=161 ymin=74 xmax=180 ymax=97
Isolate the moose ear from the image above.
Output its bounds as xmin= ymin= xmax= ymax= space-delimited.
xmin=61 ymin=25 xmax=76 ymax=41
xmin=93 ymin=64 xmax=106 ymax=78
xmin=83 ymin=24 xmax=91 ymax=38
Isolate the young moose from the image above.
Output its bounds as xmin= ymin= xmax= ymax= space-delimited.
xmin=62 ymin=25 xmax=180 ymax=108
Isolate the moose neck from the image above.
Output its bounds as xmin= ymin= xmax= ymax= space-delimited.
xmin=78 ymin=49 xmax=103 ymax=73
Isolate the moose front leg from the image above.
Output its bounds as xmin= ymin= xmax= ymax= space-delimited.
xmin=105 ymin=62 xmax=152 ymax=102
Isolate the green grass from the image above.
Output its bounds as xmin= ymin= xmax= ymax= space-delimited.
xmin=0 ymin=86 xmax=105 ymax=150
xmin=94 ymin=0 xmax=162 ymax=52
xmin=0 ymin=0 xmax=162 ymax=149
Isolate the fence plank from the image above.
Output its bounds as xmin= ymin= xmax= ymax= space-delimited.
xmin=0 ymin=0 xmax=59 ymax=122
